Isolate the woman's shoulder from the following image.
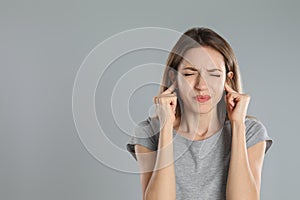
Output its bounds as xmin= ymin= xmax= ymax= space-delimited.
xmin=244 ymin=116 xmax=273 ymax=152
xmin=244 ymin=116 xmax=267 ymax=130
xmin=225 ymin=116 xmax=265 ymax=127
xmin=225 ymin=116 xmax=268 ymax=136
xmin=135 ymin=116 xmax=160 ymax=137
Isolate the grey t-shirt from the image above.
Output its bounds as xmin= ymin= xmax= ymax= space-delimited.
xmin=126 ymin=116 xmax=273 ymax=200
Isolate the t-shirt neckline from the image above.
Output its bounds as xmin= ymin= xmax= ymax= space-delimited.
xmin=172 ymin=121 xmax=228 ymax=144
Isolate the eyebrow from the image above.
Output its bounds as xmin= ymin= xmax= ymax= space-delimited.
xmin=182 ymin=66 xmax=223 ymax=72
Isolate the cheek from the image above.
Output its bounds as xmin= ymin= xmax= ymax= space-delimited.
xmin=212 ymin=79 xmax=226 ymax=98
xmin=176 ymin=80 xmax=191 ymax=100
xmin=211 ymin=80 xmax=225 ymax=95
xmin=177 ymin=77 xmax=192 ymax=89
xmin=178 ymin=75 xmax=200 ymax=87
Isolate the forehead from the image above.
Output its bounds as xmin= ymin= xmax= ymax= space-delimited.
xmin=179 ymin=46 xmax=225 ymax=71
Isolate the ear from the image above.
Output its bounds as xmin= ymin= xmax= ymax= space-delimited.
xmin=224 ymin=71 xmax=234 ymax=93
xmin=226 ymin=71 xmax=234 ymax=81
xmin=168 ymin=70 xmax=176 ymax=83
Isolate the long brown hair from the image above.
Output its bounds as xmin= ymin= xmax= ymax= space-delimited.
xmin=152 ymin=27 xmax=256 ymax=122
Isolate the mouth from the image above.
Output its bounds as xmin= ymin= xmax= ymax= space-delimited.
xmin=194 ymin=95 xmax=211 ymax=103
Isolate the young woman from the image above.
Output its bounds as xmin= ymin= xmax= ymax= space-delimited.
xmin=126 ymin=27 xmax=273 ymax=200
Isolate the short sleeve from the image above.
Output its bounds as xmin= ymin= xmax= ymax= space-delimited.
xmin=245 ymin=118 xmax=273 ymax=154
xmin=126 ymin=117 xmax=159 ymax=161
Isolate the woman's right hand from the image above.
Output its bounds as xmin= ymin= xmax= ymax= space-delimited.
xmin=153 ymin=81 xmax=178 ymax=128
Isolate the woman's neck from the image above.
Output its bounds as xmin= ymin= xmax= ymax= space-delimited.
xmin=173 ymin=107 xmax=222 ymax=139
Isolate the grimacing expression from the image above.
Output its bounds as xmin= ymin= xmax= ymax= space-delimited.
xmin=176 ymin=46 xmax=226 ymax=113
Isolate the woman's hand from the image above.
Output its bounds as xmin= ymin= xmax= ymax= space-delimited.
xmin=153 ymin=81 xmax=178 ymax=128
xmin=224 ymin=82 xmax=251 ymax=123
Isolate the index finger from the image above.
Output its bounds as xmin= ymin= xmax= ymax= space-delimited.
xmin=224 ymin=82 xmax=237 ymax=93
xmin=162 ymin=81 xmax=177 ymax=94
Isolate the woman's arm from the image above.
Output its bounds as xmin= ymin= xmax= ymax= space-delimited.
xmin=226 ymin=121 xmax=266 ymax=200
xmin=144 ymin=123 xmax=176 ymax=200
xmin=135 ymin=144 xmax=157 ymax=200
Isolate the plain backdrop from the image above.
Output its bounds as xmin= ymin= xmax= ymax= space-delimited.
xmin=1 ymin=0 xmax=299 ymax=199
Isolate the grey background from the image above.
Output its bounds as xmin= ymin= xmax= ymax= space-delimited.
xmin=0 ymin=0 xmax=299 ymax=199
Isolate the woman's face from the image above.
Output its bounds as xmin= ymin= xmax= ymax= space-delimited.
xmin=176 ymin=46 xmax=226 ymax=113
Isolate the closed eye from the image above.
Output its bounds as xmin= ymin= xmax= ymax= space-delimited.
xmin=184 ymin=74 xmax=221 ymax=77
xmin=184 ymin=74 xmax=195 ymax=76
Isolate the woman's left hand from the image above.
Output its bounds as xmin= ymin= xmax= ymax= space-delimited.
xmin=224 ymin=82 xmax=251 ymax=123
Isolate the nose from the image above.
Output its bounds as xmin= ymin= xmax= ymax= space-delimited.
xmin=194 ymin=74 xmax=208 ymax=90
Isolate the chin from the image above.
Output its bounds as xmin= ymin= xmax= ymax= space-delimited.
xmin=196 ymin=106 xmax=213 ymax=114
xmin=188 ymin=101 xmax=212 ymax=113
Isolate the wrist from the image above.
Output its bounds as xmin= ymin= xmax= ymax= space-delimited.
xmin=230 ymin=120 xmax=245 ymax=126
xmin=230 ymin=121 xmax=246 ymax=135
xmin=160 ymin=118 xmax=174 ymax=127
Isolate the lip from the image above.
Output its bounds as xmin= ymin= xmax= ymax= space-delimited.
xmin=194 ymin=95 xmax=211 ymax=103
